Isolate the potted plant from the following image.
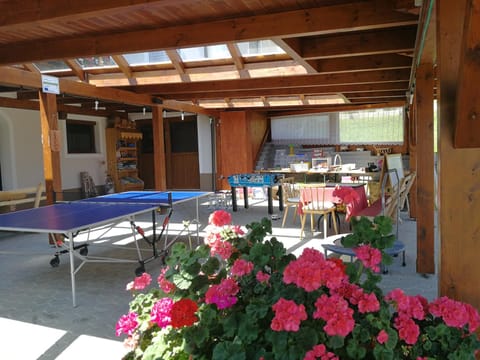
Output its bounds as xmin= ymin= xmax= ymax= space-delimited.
xmin=116 ymin=210 xmax=480 ymax=359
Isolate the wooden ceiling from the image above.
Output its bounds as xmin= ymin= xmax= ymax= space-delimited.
xmin=0 ymin=0 xmax=423 ymax=117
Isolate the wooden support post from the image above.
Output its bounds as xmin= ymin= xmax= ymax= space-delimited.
xmin=437 ymin=0 xmax=480 ymax=309
xmin=39 ymin=91 xmax=62 ymax=204
xmin=415 ymin=62 xmax=435 ymax=274
xmin=408 ymin=102 xmax=418 ymax=218
xmin=152 ymin=106 xmax=167 ymax=190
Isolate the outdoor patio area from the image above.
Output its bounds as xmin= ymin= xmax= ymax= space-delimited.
xmin=0 ymin=195 xmax=438 ymax=359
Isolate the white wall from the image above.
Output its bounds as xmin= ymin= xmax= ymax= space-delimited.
xmin=197 ymin=114 xmax=213 ymax=174
xmin=0 ymin=107 xmax=108 ymax=190
xmin=0 ymin=106 xmax=213 ymax=191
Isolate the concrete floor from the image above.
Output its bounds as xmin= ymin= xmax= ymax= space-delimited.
xmin=0 ymin=195 xmax=438 ymax=359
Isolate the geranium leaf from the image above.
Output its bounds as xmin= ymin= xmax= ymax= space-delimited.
xmin=372 ymin=345 xmax=394 ymax=360
xmin=212 ymin=342 xmax=246 ymax=360
xmin=237 ymin=315 xmax=259 ymax=343
xmin=172 ymin=273 xmax=192 ymax=290
xmin=246 ymin=301 xmax=269 ymax=320
xmin=222 ymin=313 xmax=238 ymax=338
xmin=328 ymin=335 xmax=345 ymax=349
xmin=200 ymin=255 xmax=220 ymax=275
xmin=249 ymin=242 xmax=271 ymax=266
xmin=294 ymin=326 xmax=318 ymax=350
xmin=346 ymin=339 xmax=367 ymax=359
xmin=385 ymin=328 xmax=398 ymax=350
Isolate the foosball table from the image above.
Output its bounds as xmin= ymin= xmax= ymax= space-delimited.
xmin=227 ymin=173 xmax=284 ymax=215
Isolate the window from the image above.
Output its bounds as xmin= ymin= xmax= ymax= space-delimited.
xmin=339 ymin=108 xmax=404 ymax=145
xmin=271 ymin=106 xmax=404 ymax=145
xmin=66 ymin=120 xmax=96 ymax=153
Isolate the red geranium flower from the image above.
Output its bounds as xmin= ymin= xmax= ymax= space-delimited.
xmin=170 ymin=298 xmax=199 ymax=328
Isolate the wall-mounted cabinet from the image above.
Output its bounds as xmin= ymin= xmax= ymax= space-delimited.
xmin=106 ymin=128 xmax=144 ymax=192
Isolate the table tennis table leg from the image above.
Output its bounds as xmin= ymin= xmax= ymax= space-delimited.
xmin=67 ymin=231 xmax=77 ymax=307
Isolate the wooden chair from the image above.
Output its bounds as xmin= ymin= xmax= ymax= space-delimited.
xmin=280 ymin=177 xmax=300 ymax=227
xmin=299 ymin=184 xmax=338 ymax=240
xmin=398 ymin=171 xmax=416 ymax=217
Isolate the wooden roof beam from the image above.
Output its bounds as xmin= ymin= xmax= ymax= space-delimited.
xmin=226 ymin=43 xmax=250 ymax=78
xmin=0 ymin=2 xmax=418 ymax=66
xmin=0 ymin=1 xmax=174 ymax=29
xmin=64 ymin=59 xmax=86 ymax=81
xmin=165 ymin=50 xmax=190 ymax=82
xmin=111 ymin=55 xmax=136 ymax=85
xmin=0 ymin=66 xmax=215 ymax=116
xmin=133 ymin=69 xmax=411 ymax=94
xmin=315 ymin=54 xmax=412 ymax=73
xmin=160 ymin=83 xmax=410 ymax=100
xmin=301 ymin=26 xmax=417 ymax=59
xmin=273 ymin=38 xmax=318 ymax=73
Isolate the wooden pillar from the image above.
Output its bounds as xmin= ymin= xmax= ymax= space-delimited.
xmin=152 ymin=106 xmax=167 ymax=190
xmin=415 ymin=62 xmax=435 ymax=274
xmin=408 ymin=102 xmax=417 ymax=218
xmin=38 ymin=91 xmax=62 ymax=204
xmin=437 ymin=0 xmax=480 ymax=307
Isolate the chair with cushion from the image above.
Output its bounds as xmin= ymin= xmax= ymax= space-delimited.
xmin=280 ymin=177 xmax=300 ymax=227
xmin=299 ymin=184 xmax=338 ymax=240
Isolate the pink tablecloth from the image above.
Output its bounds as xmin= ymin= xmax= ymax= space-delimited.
xmin=299 ymin=185 xmax=368 ymax=221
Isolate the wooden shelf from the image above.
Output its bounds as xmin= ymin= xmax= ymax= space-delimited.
xmin=106 ymin=127 xmax=144 ymax=192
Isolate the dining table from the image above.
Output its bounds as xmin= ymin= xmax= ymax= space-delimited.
xmin=298 ymin=182 xmax=369 ymax=222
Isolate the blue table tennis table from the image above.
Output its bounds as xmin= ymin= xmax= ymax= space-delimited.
xmin=0 ymin=190 xmax=211 ymax=306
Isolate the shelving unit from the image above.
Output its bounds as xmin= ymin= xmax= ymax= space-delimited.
xmin=105 ymin=127 xmax=144 ymax=192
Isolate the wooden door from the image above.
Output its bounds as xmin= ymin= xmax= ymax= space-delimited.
xmin=136 ymin=121 xmax=155 ymax=189
xmin=165 ymin=116 xmax=200 ymax=189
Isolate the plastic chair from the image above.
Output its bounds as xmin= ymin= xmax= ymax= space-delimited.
xmin=299 ymin=184 xmax=338 ymax=240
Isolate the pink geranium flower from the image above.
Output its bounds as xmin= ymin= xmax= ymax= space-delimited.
xmin=304 ymin=344 xmax=339 ymax=360
xmin=126 ymin=272 xmax=152 ymax=291
xmin=256 ymin=271 xmax=270 ymax=284
xmin=208 ymin=210 xmax=232 ymax=227
xmin=231 ymin=258 xmax=254 ymax=277
xmin=377 ymin=329 xmax=389 ymax=344
xmin=115 ymin=311 xmax=138 ymax=336
xmin=205 ymin=277 xmax=239 ymax=309
xmin=150 ymin=297 xmax=173 ymax=328
xmin=271 ymin=298 xmax=307 ymax=332
xmin=429 ymin=296 xmax=480 ymax=331
xmin=283 ymin=248 xmax=347 ymax=292
xmin=157 ymin=267 xmax=175 ymax=294
xmin=354 ymin=244 xmax=382 ymax=273
xmin=209 ymin=237 xmax=234 ymax=260
xmin=313 ymin=294 xmax=355 ymax=337
xmin=394 ymin=314 xmax=420 ymax=345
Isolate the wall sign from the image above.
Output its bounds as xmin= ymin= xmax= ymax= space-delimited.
xmin=41 ymin=75 xmax=60 ymax=95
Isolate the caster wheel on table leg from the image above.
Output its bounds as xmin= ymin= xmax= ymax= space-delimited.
xmin=135 ymin=265 xmax=145 ymax=276
xmin=50 ymin=256 xmax=60 ymax=267
xmin=79 ymin=247 xmax=88 ymax=256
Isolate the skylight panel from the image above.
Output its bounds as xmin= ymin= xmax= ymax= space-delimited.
xmin=77 ymin=56 xmax=117 ymax=69
xmin=237 ymin=40 xmax=285 ymax=57
xmin=178 ymin=45 xmax=230 ymax=62
xmin=33 ymin=60 xmax=70 ymax=72
xmin=123 ymin=51 xmax=170 ymax=65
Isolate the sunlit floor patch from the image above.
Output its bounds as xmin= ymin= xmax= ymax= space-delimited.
xmin=0 ymin=317 xmax=66 ymax=360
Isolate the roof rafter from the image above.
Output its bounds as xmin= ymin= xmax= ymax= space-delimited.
xmin=0 ymin=2 xmax=417 ymax=66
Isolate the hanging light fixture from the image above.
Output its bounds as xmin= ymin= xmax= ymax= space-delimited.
xmin=94 ymin=100 xmax=99 ymax=111
xmin=143 ymin=107 xmax=146 ymax=116
xmin=163 ymin=109 xmax=167 ymax=118
xmin=181 ymin=111 xmax=185 ymax=121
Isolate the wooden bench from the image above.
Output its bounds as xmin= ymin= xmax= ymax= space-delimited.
xmin=0 ymin=183 xmax=46 ymax=212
